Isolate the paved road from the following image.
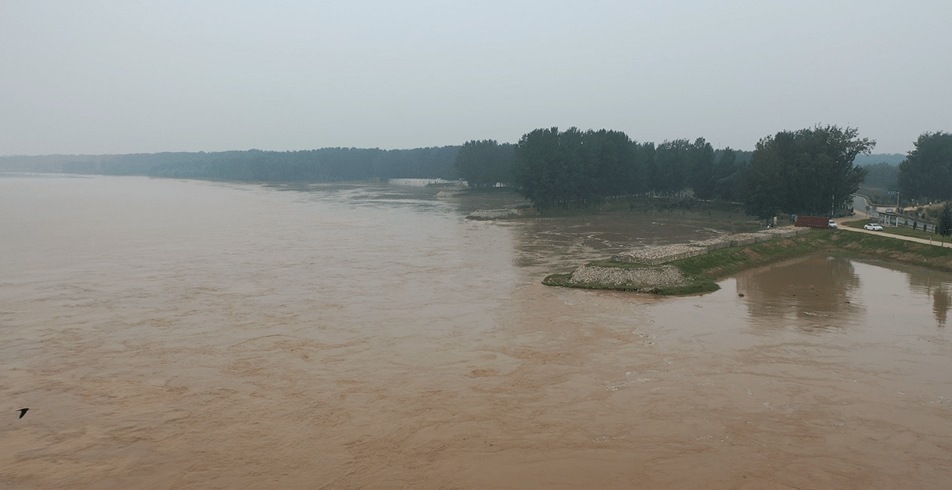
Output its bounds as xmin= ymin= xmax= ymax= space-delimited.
xmin=837 ymin=195 xmax=951 ymax=249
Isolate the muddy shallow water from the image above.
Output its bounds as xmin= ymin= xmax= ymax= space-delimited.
xmin=2 ymin=175 xmax=950 ymax=489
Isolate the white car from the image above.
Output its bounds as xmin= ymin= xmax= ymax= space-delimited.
xmin=864 ymin=223 xmax=884 ymax=231
xmin=828 ymin=220 xmax=837 ymax=229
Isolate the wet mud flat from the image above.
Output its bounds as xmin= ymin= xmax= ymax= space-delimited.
xmin=2 ymin=176 xmax=952 ymax=489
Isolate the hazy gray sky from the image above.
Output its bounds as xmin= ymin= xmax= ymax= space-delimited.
xmin=2 ymin=0 xmax=949 ymax=155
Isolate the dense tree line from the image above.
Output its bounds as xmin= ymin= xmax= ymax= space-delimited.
xmin=7 ymin=125 xmax=926 ymax=226
xmin=453 ymin=140 xmax=516 ymax=187
xmin=0 ymin=147 xmax=461 ymax=182
xmin=510 ymin=127 xmax=746 ymax=210
xmin=737 ymin=125 xmax=873 ymax=219
xmin=898 ymin=132 xmax=952 ymax=202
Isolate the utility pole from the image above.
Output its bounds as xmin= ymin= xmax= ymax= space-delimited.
xmin=896 ymin=191 xmax=901 ymax=228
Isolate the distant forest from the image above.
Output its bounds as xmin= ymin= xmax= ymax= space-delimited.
xmin=854 ymin=153 xmax=903 ymax=191
xmin=861 ymin=162 xmax=900 ymax=190
xmin=853 ymin=153 xmax=905 ymax=167
xmin=0 ymin=140 xmax=911 ymax=205
xmin=0 ymin=142 xmax=756 ymax=186
xmin=0 ymin=147 xmax=462 ymax=181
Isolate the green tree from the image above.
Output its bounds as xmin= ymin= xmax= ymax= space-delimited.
xmin=738 ymin=147 xmax=784 ymax=219
xmin=580 ymin=129 xmax=640 ymax=200
xmin=513 ymin=127 xmax=649 ymax=210
xmin=628 ymin=141 xmax=654 ymax=196
xmin=898 ymin=132 xmax=952 ymax=202
xmin=454 ymin=140 xmax=515 ymax=187
xmin=939 ymin=202 xmax=952 ymax=238
xmin=652 ymin=139 xmax=691 ymax=196
xmin=687 ymin=138 xmax=716 ymax=200
xmin=514 ymin=127 xmax=565 ymax=210
xmin=739 ymin=125 xmax=873 ymax=218
xmin=711 ymin=147 xmax=741 ymax=201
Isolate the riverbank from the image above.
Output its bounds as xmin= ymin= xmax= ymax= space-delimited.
xmin=464 ymin=192 xmax=764 ymax=234
xmin=544 ymin=228 xmax=952 ymax=294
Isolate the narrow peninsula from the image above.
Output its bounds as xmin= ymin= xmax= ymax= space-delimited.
xmin=544 ymin=227 xmax=952 ymax=295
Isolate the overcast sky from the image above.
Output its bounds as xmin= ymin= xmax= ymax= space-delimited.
xmin=2 ymin=0 xmax=949 ymax=156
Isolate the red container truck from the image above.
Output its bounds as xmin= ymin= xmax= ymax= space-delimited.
xmin=794 ymin=215 xmax=836 ymax=229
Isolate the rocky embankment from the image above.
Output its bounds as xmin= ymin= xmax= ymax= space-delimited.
xmin=568 ymin=264 xmax=687 ymax=289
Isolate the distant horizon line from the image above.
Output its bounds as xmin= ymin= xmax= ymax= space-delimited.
xmin=0 ymin=147 xmax=911 ymax=159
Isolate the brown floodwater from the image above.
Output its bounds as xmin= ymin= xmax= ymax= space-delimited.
xmin=2 ymin=175 xmax=950 ymax=489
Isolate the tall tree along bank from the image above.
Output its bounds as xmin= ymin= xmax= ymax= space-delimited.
xmin=453 ymin=140 xmax=516 ymax=187
xmin=898 ymin=132 xmax=952 ymax=203
xmin=738 ymin=125 xmax=873 ymax=219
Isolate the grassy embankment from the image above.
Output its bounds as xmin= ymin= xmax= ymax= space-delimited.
xmin=543 ymin=228 xmax=952 ymax=295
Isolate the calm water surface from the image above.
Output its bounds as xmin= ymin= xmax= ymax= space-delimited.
xmin=2 ymin=175 xmax=950 ymax=489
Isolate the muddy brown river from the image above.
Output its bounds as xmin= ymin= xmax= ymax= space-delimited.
xmin=2 ymin=175 xmax=950 ymax=489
